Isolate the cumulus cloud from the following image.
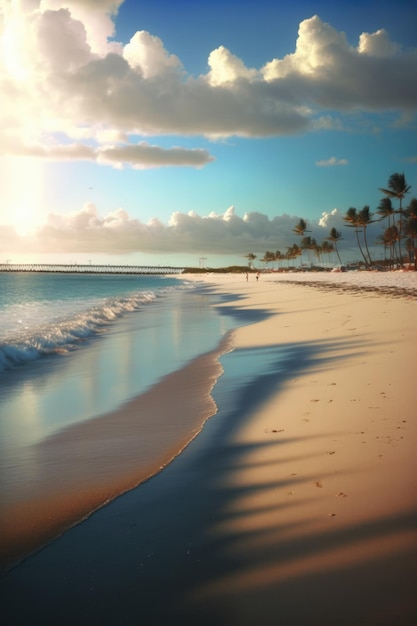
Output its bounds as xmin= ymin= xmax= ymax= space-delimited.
xmin=358 ymin=29 xmax=399 ymax=58
xmin=0 ymin=134 xmax=214 ymax=168
xmin=207 ymin=46 xmax=258 ymax=86
xmin=34 ymin=0 xmax=124 ymax=56
xmin=316 ymin=156 xmax=348 ymax=167
xmin=1 ymin=4 xmax=416 ymax=168
xmin=262 ymin=15 xmax=417 ymax=111
xmin=97 ymin=143 xmax=214 ymax=169
xmin=123 ymin=30 xmax=181 ymax=78
xmin=318 ymin=208 xmax=339 ymax=227
xmin=0 ymin=204 xmax=376 ymax=257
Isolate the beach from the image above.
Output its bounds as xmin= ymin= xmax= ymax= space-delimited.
xmin=1 ymin=271 xmax=416 ymax=625
xmin=0 ymin=277 xmax=234 ymax=570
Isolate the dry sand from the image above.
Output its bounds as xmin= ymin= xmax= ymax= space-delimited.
xmin=179 ymin=271 xmax=417 ymax=623
xmin=2 ymin=271 xmax=416 ymax=625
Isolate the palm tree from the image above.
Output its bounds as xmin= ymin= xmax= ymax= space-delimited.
xmin=380 ymin=172 xmax=411 ymax=209
xmin=376 ymin=196 xmax=395 ymax=225
xmin=405 ymin=237 xmax=416 ymax=269
xmin=284 ymin=248 xmax=293 ymax=268
xmin=380 ymin=225 xmax=400 ymax=269
xmin=327 ymin=227 xmax=343 ymax=265
xmin=357 ymin=205 xmax=375 ymax=266
xmin=292 ymin=218 xmax=309 ymax=237
xmin=343 ymin=207 xmax=369 ymax=266
xmin=321 ymin=240 xmax=334 ymax=267
xmin=404 ymin=198 xmax=417 ymax=270
xmin=285 ymin=244 xmax=300 ymax=268
xmin=274 ymin=250 xmax=283 ymax=269
xmin=245 ymin=253 xmax=257 ymax=269
xmin=292 ymin=219 xmax=310 ymax=265
xmin=406 ymin=197 xmax=417 ymax=219
xmin=376 ymin=197 xmax=397 ymax=266
xmin=300 ymin=236 xmax=312 ymax=266
xmin=313 ymin=241 xmax=324 ymax=266
xmin=300 ymin=236 xmax=320 ymax=267
xmin=291 ymin=243 xmax=302 ymax=265
xmin=380 ymin=173 xmax=411 ymax=266
xmin=260 ymin=250 xmax=276 ymax=269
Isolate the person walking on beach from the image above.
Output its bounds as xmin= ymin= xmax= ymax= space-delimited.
xmin=256 ymin=272 xmax=260 ymax=281
xmin=245 ymin=272 xmax=248 ymax=281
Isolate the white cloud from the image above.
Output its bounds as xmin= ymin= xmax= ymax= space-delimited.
xmin=0 ymin=204 xmax=377 ymax=257
xmin=38 ymin=0 xmax=124 ymax=55
xmin=0 ymin=6 xmax=416 ymax=174
xmin=263 ymin=15 xmax=346 ymax=79
xmin=95 ymin=128 xmax=128 ymax=143
xmin=97 ymin=142 xmax=214 ymax=169
xmin=0 ymin=134 xmax=214 ymax=168
xmin=207 ymin=46 xmax=258 ymax=86
xmin=316 ymin=156 xmax=348 ymax=167
xmin=358 ymin=29 xmax=399 ymax=58
xmin=0 ymin=135 xmax=96 ymax=159
xmin=262 ymin=15 xmax=417 ymax=112
xmin=123 ymin=30 xmax=181 ymax=78
xmin=318 ymin=208 xmax=339 ymax=227
xmin=2 ymin=7 xmax=416 ymax=157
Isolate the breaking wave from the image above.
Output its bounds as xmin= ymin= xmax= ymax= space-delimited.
xmin=0 ymin=290 xmax=160 ymax=371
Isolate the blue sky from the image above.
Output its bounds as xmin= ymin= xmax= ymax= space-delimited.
xmin=0 ymin=0 xmax=416 ymax=267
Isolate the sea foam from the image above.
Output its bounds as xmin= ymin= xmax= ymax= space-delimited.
xmin=0 ymin=290 xmax=158 ymax=370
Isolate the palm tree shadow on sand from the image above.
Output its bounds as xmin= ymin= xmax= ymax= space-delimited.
xmin=2 ymin=316 xmax=416 ymax=625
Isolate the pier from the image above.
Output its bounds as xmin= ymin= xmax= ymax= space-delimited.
xmin=0 ymin=263 xmax=184 ymax=275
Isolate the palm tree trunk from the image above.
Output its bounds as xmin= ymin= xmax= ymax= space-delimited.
xmin=355 ymin=227 xmax=369 ymax=266
xmin=363 ymin=226 xmax=373 ymax=266
xmin=397 ymin=205 xmax=404 ymax=267
xmin=387 ymin=215 xmax=395 ymax=268
xmin=334 ymin=244 xmax=342 ymax=265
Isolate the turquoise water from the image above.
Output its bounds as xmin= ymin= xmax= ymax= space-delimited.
xmin=0 ymin=272 xmax=243 ymax=569
xmin=0 ymin=273 xmax=234 ymax=446
xmin=0 ymin=273 xmax=184 ymax=367
xmin=0 ymin=273 xmax=241 ymax=570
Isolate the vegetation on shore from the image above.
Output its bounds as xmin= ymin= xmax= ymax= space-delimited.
xmin=249 ymin=173 xmax=417 ymax=271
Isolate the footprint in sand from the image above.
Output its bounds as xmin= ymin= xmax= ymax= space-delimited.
xmin=314 ymin=481 xmax=323 ymax=488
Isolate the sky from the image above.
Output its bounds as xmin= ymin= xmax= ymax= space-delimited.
xmin=0 ymin=0 xmax=416 ymax=268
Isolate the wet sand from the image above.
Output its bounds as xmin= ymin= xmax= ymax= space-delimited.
xmin=1 ymin=273 xmax=416 ymax=625
xmin=0 ymin=334 xmax=230 ymax=570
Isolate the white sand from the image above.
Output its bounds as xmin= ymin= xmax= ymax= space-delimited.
xmin=181 ymin=271 xmax=417 ymax=620
xmin=2 ymin=270 xmax=416 ymax=625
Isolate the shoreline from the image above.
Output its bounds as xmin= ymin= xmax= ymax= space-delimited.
xmin=0 ymin=283 xmax=238 ymax=572
xmin=0 ymin=331 xmax=233 ymax=572
xmin=2 ymin=274 xmax=416 ymax=625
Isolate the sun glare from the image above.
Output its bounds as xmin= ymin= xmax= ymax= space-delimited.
xmin=1 ymin=2 xmax=29 ymax=83
xmin=2 ymin=157 xmax=45 ymax=236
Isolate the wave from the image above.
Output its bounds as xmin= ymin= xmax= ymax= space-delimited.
xmin=0 ymin=289 xmax=161 ymax=371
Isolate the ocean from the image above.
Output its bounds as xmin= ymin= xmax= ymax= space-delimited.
xmin=0 ymin=271 xmax=235 ymax=569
